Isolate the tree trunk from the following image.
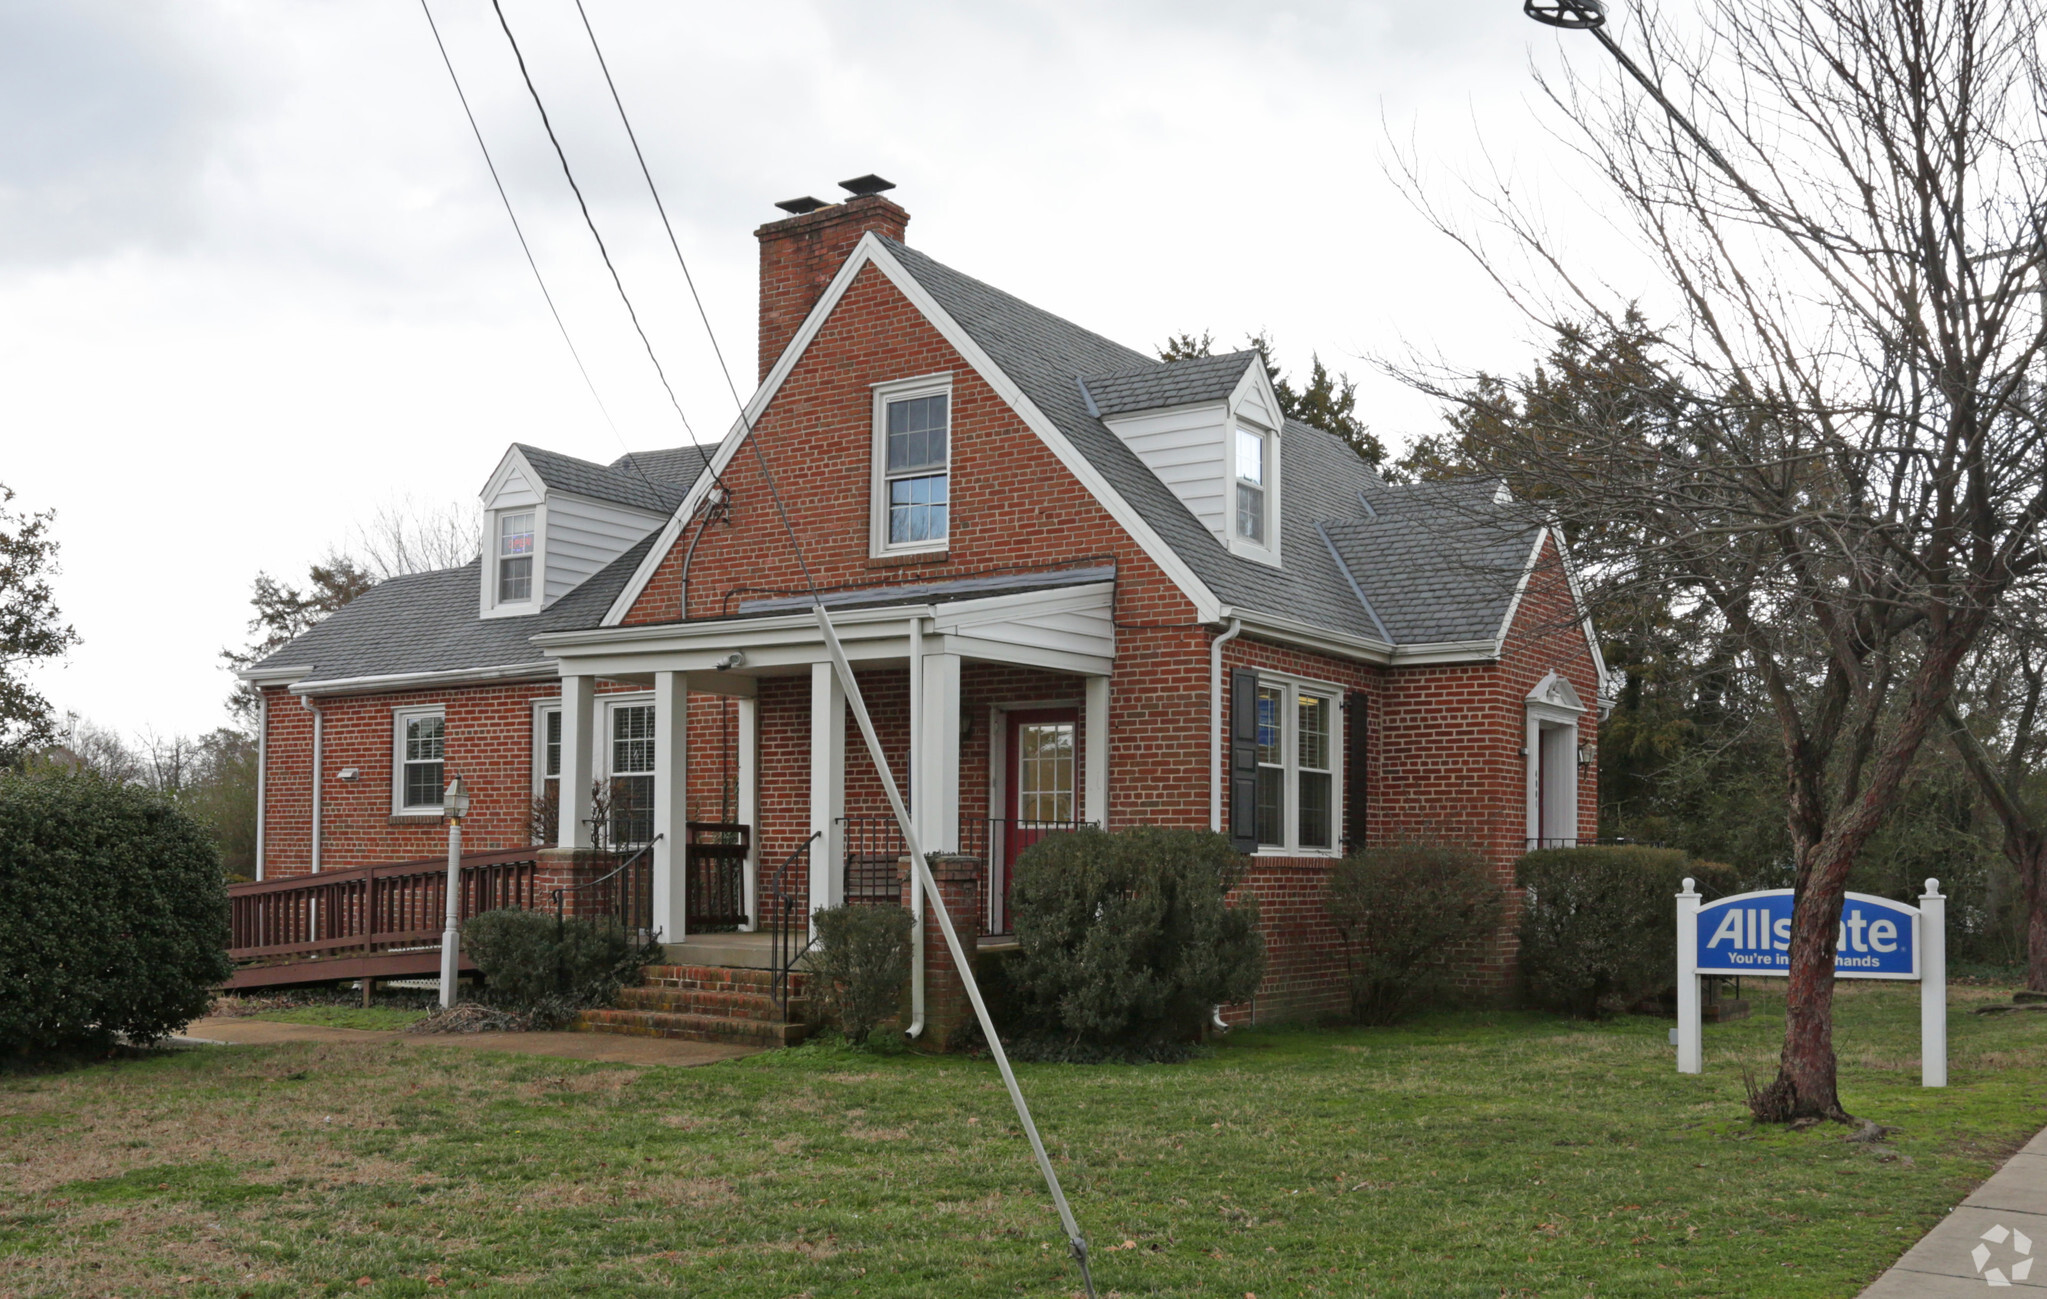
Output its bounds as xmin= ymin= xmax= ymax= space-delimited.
xmin=1751 ymin=854 xmax=1854 ymax=1122
xmin=2022 ymin=836 xmax=2047 ymax=994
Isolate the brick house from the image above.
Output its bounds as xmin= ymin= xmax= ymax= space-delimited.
xmin=241 ymin=185 xmax=1608 ymax=1023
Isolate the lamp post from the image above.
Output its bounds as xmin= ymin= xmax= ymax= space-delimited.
xmin=438 ymin=774 xmax=471 ymax=1008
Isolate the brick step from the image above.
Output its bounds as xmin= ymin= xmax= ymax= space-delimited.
xmin=614 ymin=984 xmax=809 ymax=1022
xmin=640 ymin=964 xmax=808 ymax=996
xmin=573 ymin=1007 xmax=809 ymax=1047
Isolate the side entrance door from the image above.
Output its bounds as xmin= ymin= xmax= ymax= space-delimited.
xmin=999 ymin=707 xmax=1079 ymax=931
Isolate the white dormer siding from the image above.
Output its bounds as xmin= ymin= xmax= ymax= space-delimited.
xmin=479 ymin=447 xmax=670 ymax=618
xmin=1097 ymin=359 xmax=1283 ymax=567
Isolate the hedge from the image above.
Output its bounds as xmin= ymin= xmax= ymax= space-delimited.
xmin=0 ymin=771 xmax=233 ymax=1054
xmin=1326 ymin=844 xmax=1504 ymax=1024
xmin=1516 ymin=845 xmax=1735 ymax=1017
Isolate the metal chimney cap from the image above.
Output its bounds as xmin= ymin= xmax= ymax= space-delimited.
xmin=774 ymin=195 xmax=829 ymax=215
xmin=838 ymin=174 xmax=896 ymax=197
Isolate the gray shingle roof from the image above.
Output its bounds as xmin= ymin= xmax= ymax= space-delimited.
xmin=610 ymin=446 xmax=720 ymax=485
xmin=253 ymin=534 xmax=656 ymax=686
xmin=879 ymin=238 xmax=1542 ymax=650
xmin=1080 ymin=352 xmax=1258 ymax=417
xmin=516 ymin=443 xmax=686 ymax=514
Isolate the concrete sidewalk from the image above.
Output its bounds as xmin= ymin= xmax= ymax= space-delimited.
xmin=178 ymin=1016 xmax=760 ymax=1067
xmin=1861 ymin=1125 xmax=2047 ymax=1294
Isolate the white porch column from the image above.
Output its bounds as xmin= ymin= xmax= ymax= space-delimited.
xmin=917 ymin=651 xmax=963 ymax=853
xmin=1084 ymin=674 xmax=1110 ymax=827
xmin=651 ymin=671 xmax=689 ymax=942
xmin=809 ymin=661 xmax=846 ymax=916
xmin=737 ymin=694 xmax=760 ymax=930
xmin=559 ymin=674 xmax=596 ymax=849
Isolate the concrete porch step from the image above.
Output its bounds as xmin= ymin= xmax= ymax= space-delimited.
xmin=573 ymin=1007 xmax=810 ymax=1047
xmin=660 ymin=933 xmax=783 ymax=970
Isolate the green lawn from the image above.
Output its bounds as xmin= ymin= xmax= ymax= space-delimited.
xmin=245 ymin=1007 xmax=430 ymax=1032
xmin=5 ymin=980 xmax=2045 ymax=1297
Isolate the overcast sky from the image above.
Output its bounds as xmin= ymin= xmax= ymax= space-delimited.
xmin=3 ymin=0 xmax=1625 ymax=741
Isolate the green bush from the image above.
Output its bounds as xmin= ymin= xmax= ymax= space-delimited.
xmin=0 ymin=771 xmax=232 ymax=1054
xmin=461 ymin=909 xmax=657 ymax=1020
xmin=1007 ymin=827 xmax=1265 ymax=1048
xmin=810 ymin=904 xmax=915 ymax=1044
xmin=1515 ymin=845 xmax=1720 ymax=1018
xmin=1326 ymin=844 xmax=1504 ymax=1024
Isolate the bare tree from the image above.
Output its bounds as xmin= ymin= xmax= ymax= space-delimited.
xmin=351 ymin=496 xmax=478 ymax=582
xmin=1394 ymin=0 xmax=2047 ymax=1120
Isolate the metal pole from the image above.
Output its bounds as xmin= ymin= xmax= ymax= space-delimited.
xmin=1920 ymin=878 xmax=1947 ymax=1088
xmin=1675 ymin=878 xmax=1702 ymax=1074
xmin=440 ymin=807 xmax=464 ymax=1009
xmin=812 ymin=605 xmax=1097 ymax=1297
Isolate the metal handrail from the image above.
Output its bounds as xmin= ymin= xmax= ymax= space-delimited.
xmin=768 ymin=832 xmax=821 ymax=1019
xmin=550 ymin=834 xmax=662 ymax=936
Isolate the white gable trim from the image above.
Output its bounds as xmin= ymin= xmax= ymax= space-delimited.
xmin=1491 ymin=526 xmax=1611 ymax=703
xmin=602 ymin=231 xmax=1224 ymax=626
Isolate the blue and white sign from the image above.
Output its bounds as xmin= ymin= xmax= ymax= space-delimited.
xmin=1674 ymin=877 xmax=1947 ymax=1087
xmin=1693 ymin=889 xmax=1919 ymax=980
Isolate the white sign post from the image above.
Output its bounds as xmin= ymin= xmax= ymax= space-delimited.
xmin=1675 ymin=876 xmax=1945 ymax=1087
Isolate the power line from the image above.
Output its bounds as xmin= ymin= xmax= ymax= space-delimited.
xmin=416 ymin=0 xmax=625 ymax=449
xmin=487 ymin=0 xmax=720 ymax=501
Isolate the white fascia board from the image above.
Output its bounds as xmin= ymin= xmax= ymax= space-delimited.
xmin=1490 ymin=527 xmax=1553 ymax=656
xmin=603 ymin=233 xmax=1228 ymax=627
xmin=1386 ymin=640 xmax=1508 ymax=667
xmin=481 ymin=445 xmax=545 ymax=506
xmin=1219 ymin=607 xmax=1396 ymax=664
xmin=239 ymin=663 xmax=313 ymax=687
xmin=1491 ymin=525 xmax=1609 ymax=695
xmin=288 ymin=661 xmax=557 ymax=698
xmin=1549 ymin=525 xmax=1613 ymax=696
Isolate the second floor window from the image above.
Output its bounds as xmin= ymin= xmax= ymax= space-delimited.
xmin=883 ymin=390 xmax=949 ymax=548
xmin=1234 ymin=425 xmax=1267 ymax=543
xmin=498 ymin=511 xmax=535 ymax=604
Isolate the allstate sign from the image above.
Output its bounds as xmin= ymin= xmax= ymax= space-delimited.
xmin=1693 ymin=889 xmax=1919 ymax=980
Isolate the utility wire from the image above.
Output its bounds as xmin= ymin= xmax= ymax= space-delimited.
xmin=487 ymin=0 xmax=713 ymax=501
xmin=417 ymin=0 xmax=626 ymax=450
xmin=572 ymin=6 xmax=1095 ymax=1293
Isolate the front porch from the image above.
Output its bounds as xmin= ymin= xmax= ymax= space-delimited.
xmin=532 ymin=572 xmax=1117 ymax=952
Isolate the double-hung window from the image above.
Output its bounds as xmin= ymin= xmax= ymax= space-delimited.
xmin=394 ymin=706 xmax=446 ymax=813
xmin=1248 ymin=676 xmax=1339 ymax=854
xmin=497 ymin=511 xmax=535 ymax=605
xmin=873 ymin=378 xmax=951 ymax=552
xmin=1234 ymin=424 xmax=1268 ymax=543
xmin=607 ymin=701 xmax=656 ymax=848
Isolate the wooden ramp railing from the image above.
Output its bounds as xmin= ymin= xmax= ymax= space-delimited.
xmin=225 ymin=847 xmax=542 ymax=990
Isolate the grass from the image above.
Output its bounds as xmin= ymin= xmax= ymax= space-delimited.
xmin=244 ymin=1007 xmax=429 ymax=1032
xmin=4 ymin=980 xmax=2045 ymax=1297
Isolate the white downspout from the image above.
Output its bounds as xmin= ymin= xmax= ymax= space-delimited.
xmin=254 ymin=693 xmax=269 ymax=881
xmin=301 ymin=695 xmax=323 ymax=873
xmin=1209 ymin=618 xmax=1243 ymax=1035
xmin=905 ymin=614 xmax=926 ymax=1040
xmin=1209 ymin=618 xmax=1243 ymax=833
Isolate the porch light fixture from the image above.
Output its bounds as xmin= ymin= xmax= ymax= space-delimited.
xmin=1578 ymin=741 xmax=1596 ymax=769
xmin=337 ymin=767 xmax=360 ymax=782
xmin=715 ymin=651 xmax=745 ymax=671
xmin=439 ymin=774 xmax=470 ymax=1008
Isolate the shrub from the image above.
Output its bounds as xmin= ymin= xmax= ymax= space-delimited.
xmin=1007 ymin=827 xmax=1265 ymax=1048
xmin=0 ymin=771 xmax=233 ymax=1054
xmin=810 ymin=904 xmax=915 ymax=1044
xmin=461 ymin=909 xmax=657 ymax=1021
xmin=1326 ymin=845 xmax=1504 ymax=1024
xmin=1515 ymin=845 xmax=1700 ymax=1018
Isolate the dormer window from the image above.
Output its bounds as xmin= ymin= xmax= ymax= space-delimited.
xmin=1234 ymin=424 xmax=1267 ymax=543
xmin=872 ymin=375 xmax=952 ymax=555
xmin=497 ymin=511 xmax=535 ymax=604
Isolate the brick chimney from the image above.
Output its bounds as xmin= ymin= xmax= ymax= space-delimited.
xmin=755 ymin=193 xmax=909 ymax=381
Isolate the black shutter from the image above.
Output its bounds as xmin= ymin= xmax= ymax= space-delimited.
xmin=1229 ymin=669 xmax=1259 ymax=852
xmin=1344 ymin=690 xmax=1369 ymax=853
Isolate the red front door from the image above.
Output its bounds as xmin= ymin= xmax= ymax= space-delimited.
xmin=1001 ymin=708 xmax=1079 ymax=925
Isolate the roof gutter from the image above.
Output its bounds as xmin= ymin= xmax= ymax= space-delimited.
xmin=284 ymin=661 xmax=558 ymax=698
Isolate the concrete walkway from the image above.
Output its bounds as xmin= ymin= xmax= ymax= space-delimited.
xmin=177 ymin=1016 xmax=760 ymax=1067
xmin=1861 ymin=1124 xmax=2047 ymax=1294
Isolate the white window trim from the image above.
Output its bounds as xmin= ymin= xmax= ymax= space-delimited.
xmin=392 ymin=704 xmax=448 ymax=815
xmin=1225 ymin=415 xmax=1282 ymax=567
xmin=602 ymin=692 xmax=658 ymax=847
xmin=869 ymin=372 xmax=954 ymax=558
xmin=481 ymin=504 xmax=545 ymax=620
xmin=1524 ymin=671 xmax=1587 ymax=846
xmin=532 ymin=698 xmax=563 ymax=800
xmin=1249 ymin=671 xmax=1344 ymax=857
